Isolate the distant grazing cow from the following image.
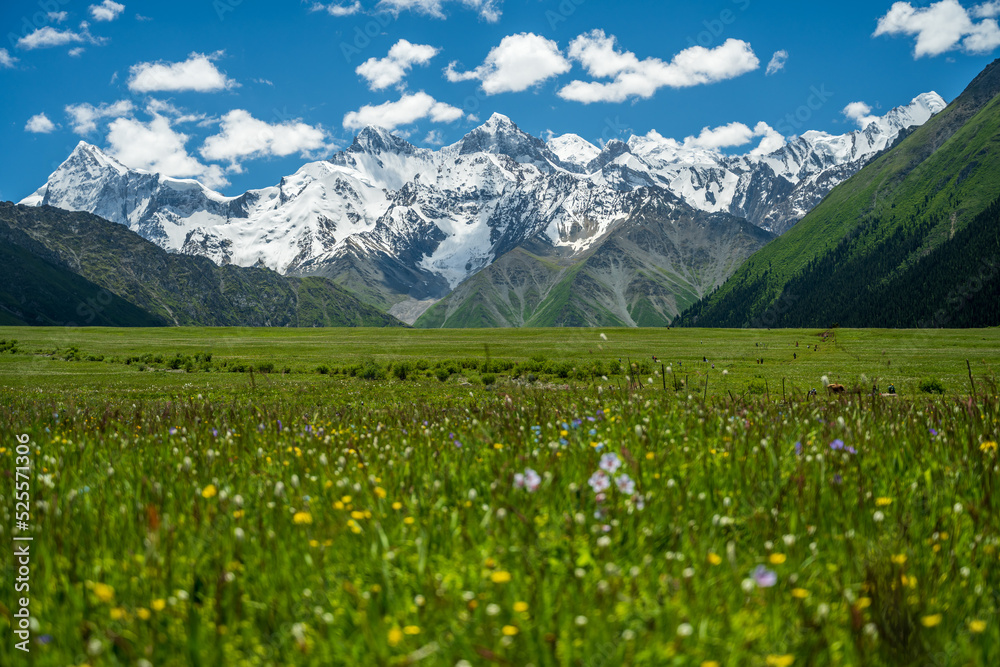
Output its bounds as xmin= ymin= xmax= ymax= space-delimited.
xmin=827 ymin=383 xmax=847 ymax=395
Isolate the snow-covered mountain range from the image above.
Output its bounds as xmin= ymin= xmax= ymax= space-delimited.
xmin=20 ymin=92 xmax=946 ymax=323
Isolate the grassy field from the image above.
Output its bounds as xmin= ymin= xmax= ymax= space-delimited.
xmin=0 ymin=327 xmax=998 ymax=666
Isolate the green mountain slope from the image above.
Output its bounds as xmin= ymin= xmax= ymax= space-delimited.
xmin=0 ymin=220 xmax=165 ymax=327
xmin=0 ymin=202 xmax=404 ymax=328
xmin=417 ymin=194 xmax=773 ymax=329
xmin=679 ymin=59 xmax=1000 ymax=328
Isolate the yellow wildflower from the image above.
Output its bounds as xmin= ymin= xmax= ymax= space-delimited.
xmin=388 ymin=627 xmax=403 ymax=647
xmin=981 ymin=441 xmax=997 ymax=452
xmin=792 ymin=588 xmax=809 ymax=599
xmin=969 ymin=620 xmax=986 ymax=633
xmin=403 ymin=625 xmax=420 ymax=635
xmin=293 ymin=512 xmax=313 ymax=525
xmin=110 ymin=607 xmax=126 ymax=621
xmin=392 ymin=502 xmax=403 ymax=510
xmin=502 ymin=625 xmax=519 ymax=636
xmin=857 ymin=597 xmax=872 ymax=610
xmin=769 ymin=553 xmax=787 ymax=565
xmin=201 ymin=484 xmax=217 ymax=499
xmin=374 ymin=487 xmax=387 ymax=499
xmin=921 ymin=614 xmax=942 ymax=628
xmin=702 ymin=662 xmax=721 ymax=667
xmin=707 ymin=553 xmax=722 ymax=566
xmin=350 ymin=511 xmax=366 ymax=520
xmin=876 ymin=497 xmax=893 ymax=507
xmin=766 ymin=655 xmax=795 ymax=667
xmin=491 ymin=571 xmax=512 ymax=584
xmin=891 ymin=554 xmax=907 ymax=565
xmin=93 ymin=583 xmax=114 ymax=603
xmin=151 ymin=598 xmax=166 ymax=611
xmin=403 ymin=517 xmax=415 ymax=525
xmin=137 ymin=608 xmax=151 ymax=620
xmin=514 ymin=601 xmax=529 ymax=613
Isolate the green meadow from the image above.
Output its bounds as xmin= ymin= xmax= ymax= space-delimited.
xmin=1 ymin=327 xmax=998 ymax=666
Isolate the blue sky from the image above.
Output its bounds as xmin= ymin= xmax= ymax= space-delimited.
xmin=2 ymin=0 xmax=999 ymax=199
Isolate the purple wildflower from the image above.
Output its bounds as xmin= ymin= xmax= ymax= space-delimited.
xmin=751 ymin=565 xmax=777 ymax=588
xmin=615 ymin=474 xmax=636 ymax=496
xmin=589 ymin=470 xmax=611 ymax=493
xmin=600 ymin=453 xmax=622 ymax=474
xmin=794 ymin=442 xmax=803 ymax=456
xmin=830 ymin=439 xmax=845 ymax=451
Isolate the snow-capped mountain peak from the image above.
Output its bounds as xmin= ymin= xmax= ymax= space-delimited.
xmin=546 ymin=133 xmax=601 ymax=166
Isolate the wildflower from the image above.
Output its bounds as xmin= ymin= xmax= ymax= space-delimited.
xmin=201 ymin=484 xmax=217 ymax=499
xmin=856 ymin=597 xmax=872 ymax=610
xmin=137 ymin=608 xmax=151 ymax=620
xmin=588 ymin=470 xmax=611 ymax=493
xmin=703 ymin=662 xmax=721 ymax=667
xmin=707 ymin=552 xmax=722 ymax=566
xmin=392 ymin=502 xmax=402 ymax=510
xmin=514 ymin=601 xmax=529 ymax=613
xmin=751 ymin=565 xmax=777 ymax=588
xmin=403 ymin=517 xmax=415 ymax=525
xmin=502 ymin=625 xmax=519 ymax=636
xmin=792 ymin=588 xmax=809 ymax=599
xmin=374 ymin=486 xmax=387 ymax=499
xmin=875 ymin=497 xmax=892 ymax=507
xmin=599 ymin=453 xmax=622 ymax=474
xmin=615 ymin=474 xmax=636 ymax=496
xmin=769 ymin=553 xmax=787 ymax=565
xmin=794 ymin=442 xmax=803 ymax=456
xmin=293 ymin=512 xmax=312 ymax=525
xmin=873 ymin=511 xmax=885 ymax=523
xmin=981 ymin=441 xmax=997 ymax=452
xmin=830 ymin=439 xmax=844 ymax=451
xmin=491 ymin=571 xmax=512 ymax=584
xmin=766 ymin=656 xmax=795 ymax=667
xmin=403 ymin=625 xmax=420 ymax=635
xmin=388 ymin=628 xmax=403 ymax=646
xmin=486 ymin=604 xmax=501 ymax=616
xmin=110 ymin=607 xmax=126 ymax=621
xmin=921 ymin=614 xmax=942 ymax=628
xmin=93 ymin=583 xmax=114 ymax=603
xmin=969 ymin=620 xmax=986 ymax=633
xmin=891 ymin=554 xmax=907 ymax=565
xmin=676 ymin=623 xmax=693 ymax=637
xmin=575 ymin=615 xmax=588 ymax=626
xmin=151 ymin=599 xmax=166 ymax=611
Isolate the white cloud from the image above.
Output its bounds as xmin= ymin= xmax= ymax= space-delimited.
xmin=128 ymin=52 xmax=237 ymax=93
xmin=343 ymin=91 xmax=463 ymax=130
xmin=69 ymin=47 xmax=86 ymax=57
xmin=65 ymin=100 xmax=134 ymax=135
xmin=558 ymin=31 xmax=760 ymax=104
xmin=445 ymin=32 xmax=570 ymax=94
xmin=874 ymin=0 xmax=1000 ymax=57
xmin=683 ymin=120 xmax=784 ymax=155
xmin=199 ymin=110 xmax=328 ymax=169
xmin=25 ymin=113 xmax=57 ymax=134
xmin=17 ymin=26 xmax=100 ymax=50
xmin=356 ymin=39 xmax=440 ymax=90
xmin=106 ymin=115 xmax=228 ymax=189
xmin=842 ymin=101 xmax=880 ymax=128
xmin=90 ymin=1 xmax=125 ymax=21
xmin=973 ymin=1 xmax=1000 ymax=17
xmin=0 ymin=48 xmax=17 ymax=68
xmin=377 ymin=0 xmax=502 ymax=22
xmin=47 ymin=11 xmax=69 ymax=22
xmin=765 ymin=50 xmax=788 ymax=75
xmin=423 ymin=129 xmax=445 ymax=145
xmin=311 ymin=1 xmax=362 ymax=15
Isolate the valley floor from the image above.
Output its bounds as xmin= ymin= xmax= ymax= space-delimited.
xmin=0 ymin=328 xmax=998 ymax=665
